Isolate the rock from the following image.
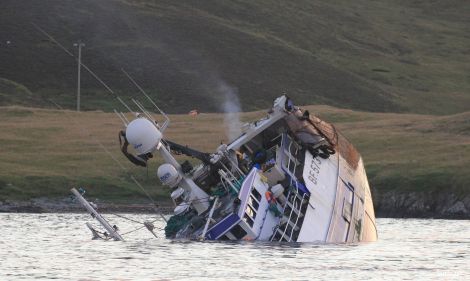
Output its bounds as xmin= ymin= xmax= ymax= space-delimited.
xmin=445 ymin=201 xmax=468 ymax=215
xmin=373 ymin=190 xmax=470 ymax=219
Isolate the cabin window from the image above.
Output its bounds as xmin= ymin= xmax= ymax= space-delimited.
xmin=230 ymin=224 xmax=247 ymax=239
xmin=243 ymin=214 xmax=254 ymax=227
xmin=342 ymin=199 xmax=352 ymax=223
xmin=248 ymin=196 xmax=259 ymax=210
xmin=245 ymin=205 xmax=257 ymax=220
xmin=251 ymin=188 xmax=262 ymax=202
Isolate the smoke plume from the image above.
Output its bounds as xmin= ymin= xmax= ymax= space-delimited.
xmin=218 ymin=81 xmax=242 ymax=142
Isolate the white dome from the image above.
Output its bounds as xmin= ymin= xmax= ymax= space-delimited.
xmin=174 ymin=203 xmax=189 ymax=216
xmin=125 ymin=118 xmax=162 ymax=155
xmin=157 ymin=164 xmax=182 ymax=188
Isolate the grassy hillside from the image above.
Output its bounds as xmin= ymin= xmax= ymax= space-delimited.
xmin=1 ymin=106 xmax=468 ymax=210
xmin=0 ymin=0 xmax=469 ymax=114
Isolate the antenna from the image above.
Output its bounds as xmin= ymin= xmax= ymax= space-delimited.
xmin=121 ymin=68 xmax=170 ymax=131
xmin=48 ymin=98 xmax=167 ymax=223
xmin=131 ymin=98 xmax=157 ymax=125
xmin=113 ymin=109 xmax=129 ymax=127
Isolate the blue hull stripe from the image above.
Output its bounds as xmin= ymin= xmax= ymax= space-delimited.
xmin=206 ymin=213 xmax=240 ymax=240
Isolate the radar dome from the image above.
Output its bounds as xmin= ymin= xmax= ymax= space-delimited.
xmin=157 ymin=164 xmax=182 ymax=188
xmin=126 ymin=118 xmax=162 ymax=155
xmin=174 ymin=203 xmax=189 ymax=216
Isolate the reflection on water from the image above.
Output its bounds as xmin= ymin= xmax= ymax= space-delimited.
xmin=0 ymin=213 xmax=468 ymax=280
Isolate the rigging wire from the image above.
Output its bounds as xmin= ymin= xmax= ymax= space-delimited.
xmin=49 ymin=99 xmax=230 ymax=238
xmin=33 ymin=23 xmax=232 ymax=238
xmin=109 ymin=214 xmax=164 ymax=231
xmin=31 ymin=23 xmax=135 ymax=113
xmin=120 ymin=68 xmax=170 ymax=130
xmin=110 ymin=213 xmax=148 ymax=225
xmin=30 ymin=22 xmax=176 ymax=238
xmin=33 ymin=23 xmax=168 ymax=220
xmin=48 ymin=100 xmax=168 ymax=226
xmin=32 ymin=22 xmax=175 ymax=220
xmin=119 ymin=225 xmax=147 ymax=236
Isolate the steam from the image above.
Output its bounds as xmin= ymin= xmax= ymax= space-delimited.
xmin=218 ymin=81 xmax=242 ymax=142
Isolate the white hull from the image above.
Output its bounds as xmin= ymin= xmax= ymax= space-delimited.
xmin=118 ymin=95 xmax=378 ymax=243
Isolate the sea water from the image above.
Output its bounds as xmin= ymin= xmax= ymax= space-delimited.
xmin=0 ymin=213 xmax=468 ymax=280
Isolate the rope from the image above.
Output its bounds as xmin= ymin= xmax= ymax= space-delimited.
xmin=110 ymin=213 xmax=163 ymax=229
xmin=119 ymin=225 xmax=147 ymax=236
xmin=103 ymin=214 xmax=165 ymax=238
xmin=111 ymin=213 xmax=146 ymax=224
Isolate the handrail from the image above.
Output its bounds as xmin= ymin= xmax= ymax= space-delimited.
xmin=290 ymin=193 xmax=306 ymax=240
xmin=280 ymin=189 xmax=298 ymax=242
xmin=200 ymin=197 xmax=219 ymax=240
xmin=270 ymin=133 xmax=308 ymax=242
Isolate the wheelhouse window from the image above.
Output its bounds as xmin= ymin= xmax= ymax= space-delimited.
xmin=251 ymin=188 xmax=262 ymax=202
xmin=243 ymin=187 xmax=261 ymax=229
xmin=247 ymin=196 xmax=259 ymax=210
xmin=243 ymin=214 xmax=254 ymax=227
xmin=246 ymin=204 xmax=257 ymax=220
xmin=342 ymin=199 xmax=352 ymax=223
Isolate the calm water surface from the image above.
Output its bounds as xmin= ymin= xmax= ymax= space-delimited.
xmin=0 ymin=213 xmax=468 ymax=280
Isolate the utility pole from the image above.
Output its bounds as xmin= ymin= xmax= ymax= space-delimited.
xmin=73 ymin=41 xmax=85 ymax=111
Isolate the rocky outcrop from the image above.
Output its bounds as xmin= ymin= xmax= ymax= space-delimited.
xmin=2 ymin=193 xmax=469 ymax=219
xmin=373 ymin=190 xmax=470 ymax=219
xmin=0 ymin=198 xmax=173 ymax=214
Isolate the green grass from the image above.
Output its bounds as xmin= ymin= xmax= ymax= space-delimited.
xmin=0 ymin=106 xmax=468 ymax=204
xmin=1 ymin=0 xmax=469 ymax=207
xmin=0 ymin=0 xmax=469 ymax=114
xmin=0 ymin=78 xmax=39 ymax=107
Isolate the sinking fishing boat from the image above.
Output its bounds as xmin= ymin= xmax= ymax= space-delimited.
xmin=117 ymin=95 xmax=377 ymax=242
xmin=33 ymin=24 xmax=376 ymax=243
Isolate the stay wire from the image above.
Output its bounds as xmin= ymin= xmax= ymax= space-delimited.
xmin=33 ymin=24 xmax=224 ymax=229
xmin=119 ymin=225 xmax=147 ymax=236
xmin=32 ymin=23 xmax=173 ymax=236
xmin=34 ymin=23 xmax=169 ymax=219
xmin=110 ymin=213 xmax=145 ymax=225
xmin=32 ymin=23 xmax=135 ymax=113
xmin=48 ymin=100 xmax=167 ymax=224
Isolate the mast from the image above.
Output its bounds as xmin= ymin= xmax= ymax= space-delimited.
xmin=71 ymin=188 xmax=124 ymax=241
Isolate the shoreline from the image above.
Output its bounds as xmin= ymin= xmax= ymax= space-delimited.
xmin=1 ymin=199 xmax=468 ymax=220
xmin=0 ymin=200 xmax=174 ymax=215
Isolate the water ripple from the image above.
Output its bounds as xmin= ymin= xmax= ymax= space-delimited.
xmin=0 ymin=214 xmax=469 ymax=280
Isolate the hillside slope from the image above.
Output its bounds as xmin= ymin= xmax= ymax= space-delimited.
xmin=0 ymin=0 xmax=469 ymax=113
xmin=0 ymin=106 xmax=469 ymax=218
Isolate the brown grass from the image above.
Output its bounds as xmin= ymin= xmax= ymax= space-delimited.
xmin=0 ymin=105 xmax=468 ymax=201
